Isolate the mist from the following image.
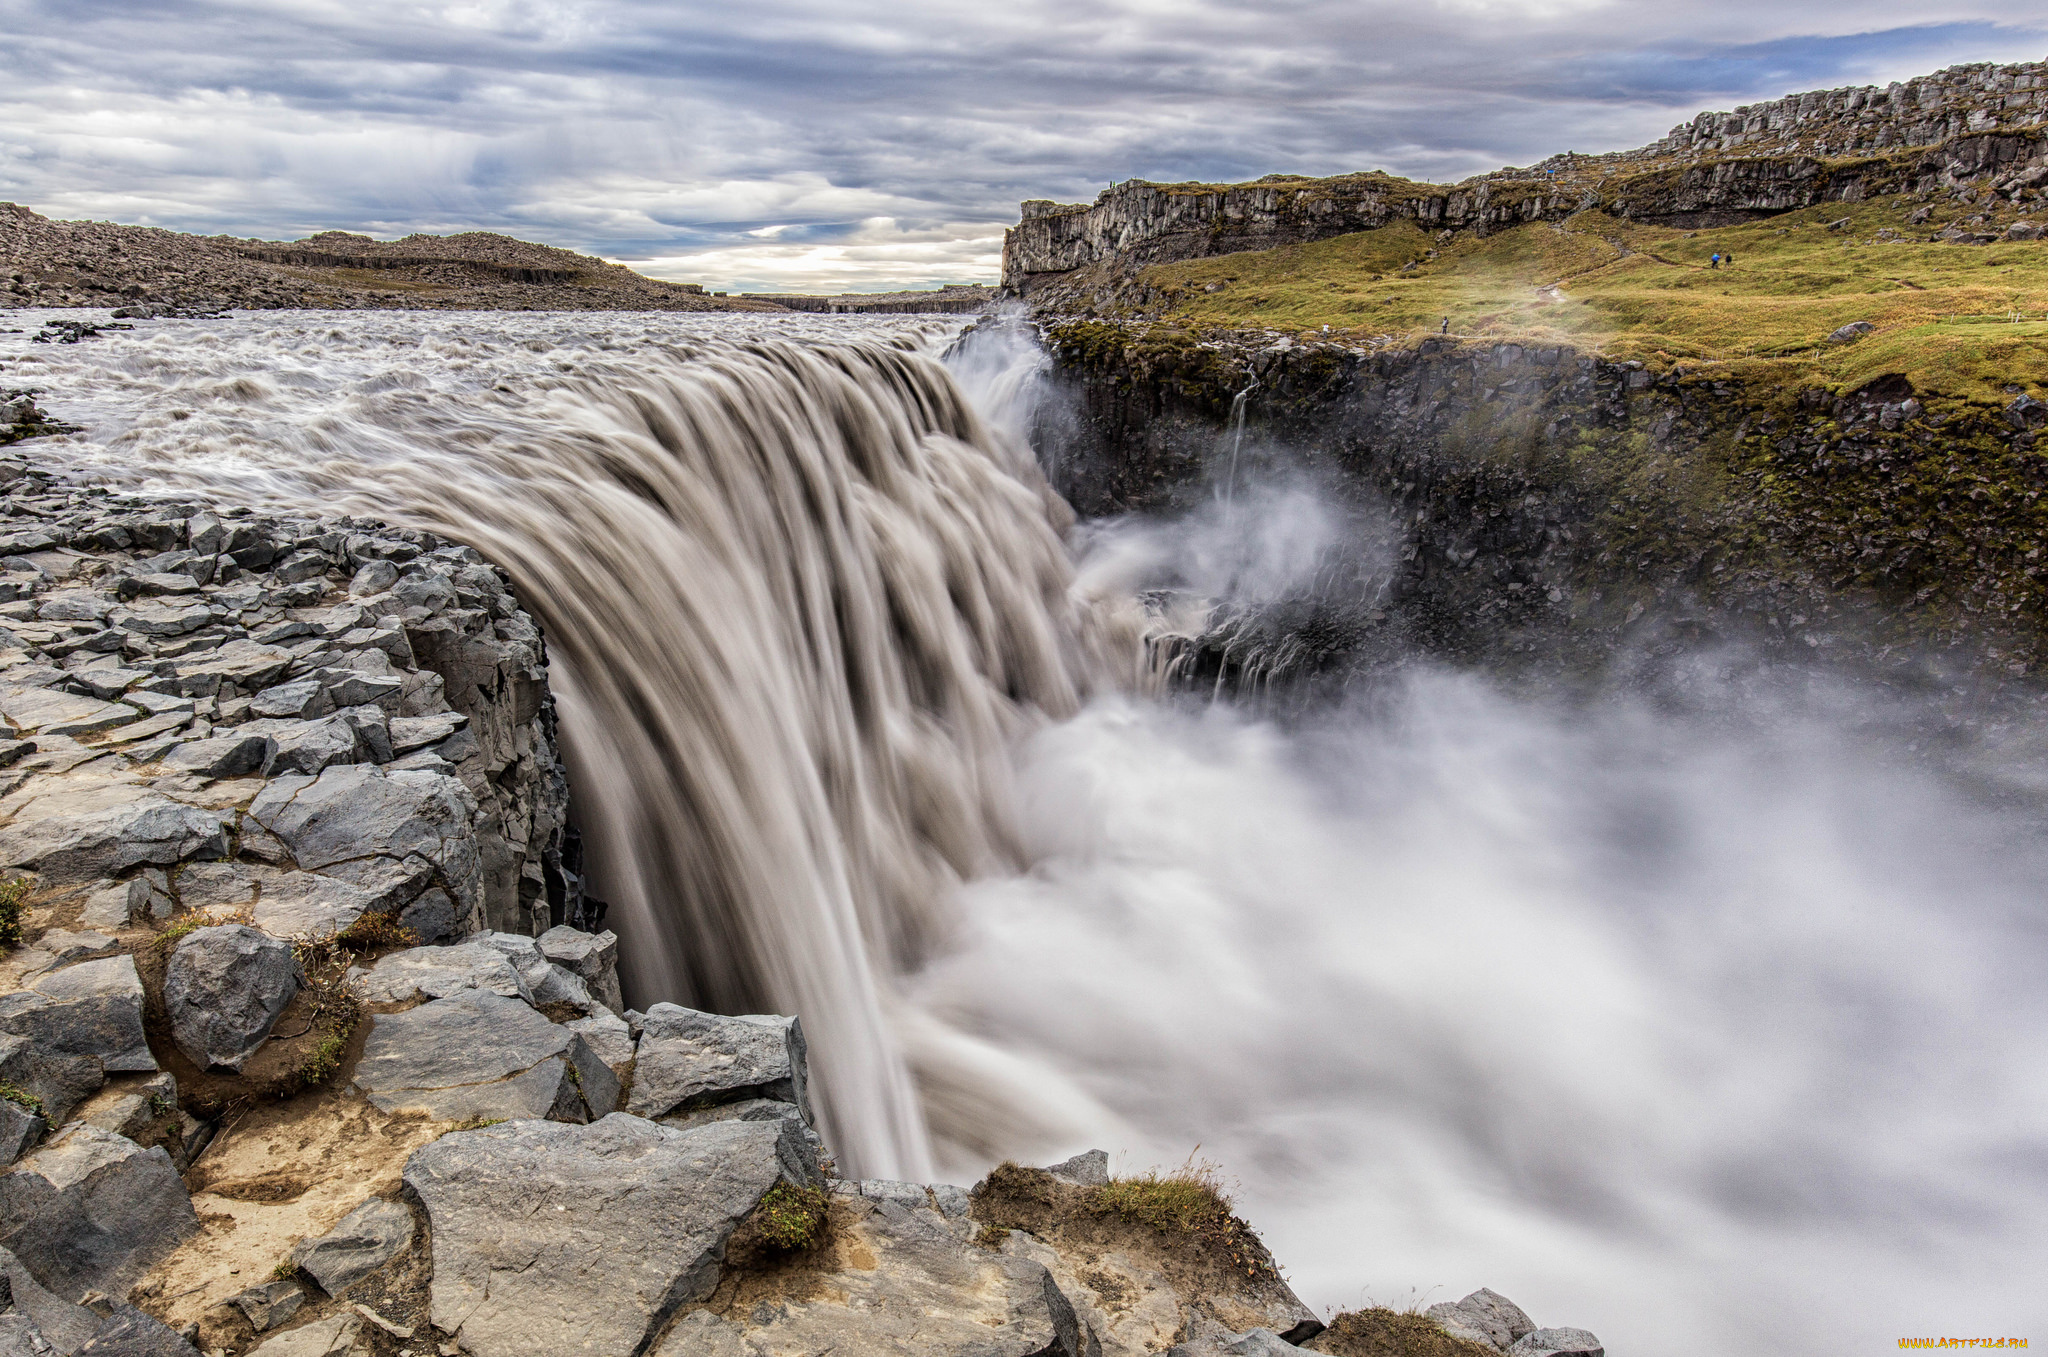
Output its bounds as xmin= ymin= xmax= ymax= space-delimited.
xmin=935 ymin=329 xmax=2048 ymax=1353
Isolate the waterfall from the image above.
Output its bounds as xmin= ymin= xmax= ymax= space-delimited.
xmin=14 ymin=313 xmax=1141 ymax=1180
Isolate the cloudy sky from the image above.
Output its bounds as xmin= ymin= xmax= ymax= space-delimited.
xmin=1 ymin=3 xmax=2043 ymax=294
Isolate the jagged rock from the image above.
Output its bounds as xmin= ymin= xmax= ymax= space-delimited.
xmin=248 ymin=764 xmax=480 ymax=919
xmin=0 ymin=788 xmax=226 ymax=885
xmin=287 ymin=1197 xmax=413 ymax=1296
xmin=1169 ymin=1328 xmax=1310 ymax=1356
xmin=0 ymin=1244 xmax=99 ymax=1353
xmin=0 ymin=1101 xmax=43 ymax=1169
xmin=348 ymin=562 xmax=398 ymax=597
xmin=535 ymin=925 xmax=623 ymax=1012
xmin=563 ymin=1012 xmax=634 ymax=1078
xmin=474 ymin=932 xmax=600 ymax=1014
xmin=163 ymin=925 xmax=299 ymax=1072
xmin=161 ymin=733 xmax=272 ymax=780
xmin=406 ymin=1115 xmax=817 ymax=1357
xmin=0 ymin=955 xmax=155 ymax=1073
xmin=354 ymin=943 xmax=529 ymax=1005
xmin=245 ymin=1313 xmax=360 ymax=1356
xmin=248 ymin=680 xmax=331 ymax=721
xmin=0 ymin=1125 xmax=199 ymax=1301
xmin=2005 ymin=394 xmax=2048 ymax=430
xmin=1047 ymin=1149 xmax=1110 ymax=1187
xmin=1426 ymin=1288 xmax=1538 ymax=1350
xmin=350 ymin=990 xmax=610 ymax=1123
xmin=626 ymin=1005 xmax=811 ymax=1122
xmin=1507 ymin=1329 xmax=1603 ymax=1357
xmin=72 ymin=1302 xmax=203 ymax=1356
xmin=1825 ymin=320 xmax=1875 ymax=344
xmin=231 ymin=1280 xmax=305 ymax=1331
xmin=0 ymin=1033 xmax=100 ymax=1131
xmin=658 ymin=1188 xmax=1084 ymax=1357
xmin=386 ymin=712 xmax=463 ymax=755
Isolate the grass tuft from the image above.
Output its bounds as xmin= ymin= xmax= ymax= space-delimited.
xmin=1086 ymin=1157 xmax=1275 ymax=1281
xmin=332 ymin=912 xmax=418 ymax=953
xmin=1313 ymin=1307 xmax=1502 ymax=1357
xmin=751 ymin=1182 xmax=829 ymax=1252
xmin=0 ymin=879 xmax=28 ymax=951
xmin=0 ymin=1082 xmax=45 ymax=1119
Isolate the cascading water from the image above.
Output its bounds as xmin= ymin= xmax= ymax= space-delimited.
xmin=2 ymin=309 xmax=1145 ymax=1181
xmin=7 ymin=307 xmax=2046 ymax=1354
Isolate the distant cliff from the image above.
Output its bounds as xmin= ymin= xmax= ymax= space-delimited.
xmin=1003 ymin=60 xmax=2048 ymax=296
xmin=0 ymin=207 xmax=771 ymax=313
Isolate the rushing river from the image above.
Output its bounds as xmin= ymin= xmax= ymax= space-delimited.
xmin=4 ymin=306 xmax=2044 ymax=1354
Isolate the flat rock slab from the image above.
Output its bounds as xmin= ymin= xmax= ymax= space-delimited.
xmin=246 ymin=1312 xmax=361 ymax=1356
xmin=0 ymin=686 xmax=139 ymax=738
xmin=0 ymin=786 xmax=227 ymax=884
xmin=661 ymin=1193 xmax=1085 ymax=1357
xmin=73 ymin=1301 xmax=205 ymax=1356
xmin=627 ymin=1004 xmax=811 ymax=1123
xmin=354 ymin=943 xmax=529 ymax=1006
xmin=0 ymin=953 xmax=155 ymax=1073
xmin=288 ymin=1196 xmax=414 ymax=1296
xmin=0 ymin=1124 xmax=199 ymax=1301
xmin=407 ymin=1115 xmax=816 ymax=1357
xmin=352 ymin=989 xmax=599 ymax=1123
xmin=164 ymin=925 xmax=300 ymax=1072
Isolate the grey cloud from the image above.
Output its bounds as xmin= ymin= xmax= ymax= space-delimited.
xmin=0 ymin=1 xmax=2041 ymax=291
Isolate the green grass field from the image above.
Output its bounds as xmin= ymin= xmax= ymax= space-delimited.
xmin=1141 ymin=198 xmax=2048 ymax=404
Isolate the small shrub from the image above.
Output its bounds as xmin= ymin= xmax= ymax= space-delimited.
xmin=333 ymin=912 xmax=417 ymax=953
xmin=752 ymin=1182 xmax=829 ymax=1252
xmin=0 ymin=879 xmax=29 ymax=951
xmin=0 ymin=1082 xmax=45 ymax=1119
xmin=1315 ymin=1307 xmax=1502 ymax=1357
xmin=291 ymin=1018 xmax=356 ymax=1088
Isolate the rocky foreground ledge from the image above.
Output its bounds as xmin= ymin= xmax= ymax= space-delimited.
xmin=0 ymin=450 xmax=1605 ymax=1356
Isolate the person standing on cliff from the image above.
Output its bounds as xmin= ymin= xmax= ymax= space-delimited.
xmin=1441 ymin=317 xmax=1450 ymax=334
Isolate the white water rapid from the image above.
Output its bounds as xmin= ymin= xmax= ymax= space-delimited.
xmin=5 ymin=307 xmax=2044 ymax=1355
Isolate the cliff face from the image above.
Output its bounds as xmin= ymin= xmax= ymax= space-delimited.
xmin=1002 ymin=60 xmax=2048 ymax=295
xmin=1028 ymin=320 xmax=2048 ymax=688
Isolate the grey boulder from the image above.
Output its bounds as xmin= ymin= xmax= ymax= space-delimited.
xmin=0 ymin=1100 xmax=44 ymax=1169
xmin=248 ymin=765 xmax=479 ymax=920
xmin=1427 ymin=1288 xmax=1537 ymax=1350
xmin=656 ymin=1186 xmax=1083 ymax=1357
xmin=627 ymin=1005 xmax=811 ymax=1124
xmin=163 ymin=926 xmax=300 ymax=1072
xmin=405 ymin=1114 xmax=818 ymax=1357
xmin=1507 ymin=1330 xmax=1603 ymax=1357
xmin=0 ymin=1125 xmax=199 ymax=1301
xmin=0 ymin=955 xmax=156 ymax=1074
xmin=287 ymin=1197 xmax=413 ymax=1296
xmin=350 ymin=990 xmax=614 ymax=1123
xmin=474 ymin=933 xmax=600 ymax=1015
xmin=535 ymin=926 xmax=623 ymax=1013
xmin=1046 ymin=1148 xmax=1110 ymax=1187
